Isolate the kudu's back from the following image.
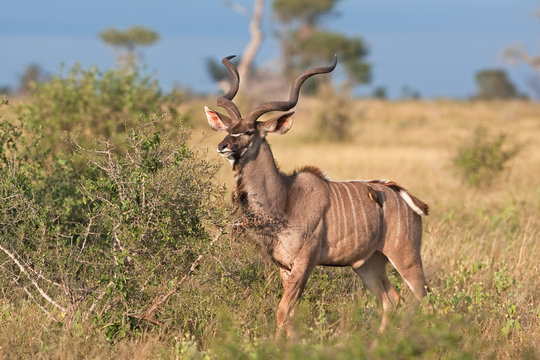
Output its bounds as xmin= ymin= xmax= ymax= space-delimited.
xmin=319 ymin=179 xmax=428 ymax=271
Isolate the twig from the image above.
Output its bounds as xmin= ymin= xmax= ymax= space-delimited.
xmin=85 ymin=281 xmax=115 ymax=321
xmin=141 ymin=229 xmax=223 ymax=320
xmin=220 ymin=0 xmax=249 ymax=17
xmin=212 ymin=255 xmax=232 ymax=277
xmin=142 ymin=254 xmax=204 ymax=320
xmin=128 ymin=313 xmax=162 ymax=326
xmin=2 ymin=193 xmax=21 ymax=201
xmin=25 ymin=265 xmax=64 ymax=289
xmin=80 ymin=216 xmax=94 ymax=253
xmin=515 ymin=215 xmax=535 ymax=275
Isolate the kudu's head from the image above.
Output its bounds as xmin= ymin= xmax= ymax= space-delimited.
xmin=205 ymin=55 xmax=337 ymax=166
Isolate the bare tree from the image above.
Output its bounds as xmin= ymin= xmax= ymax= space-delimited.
xmin=238 ymin=0 xmax=265 ymax=92
xmin=219 ymin=0 xmax=266 ymax=92
xmin=503 ymin=10 xmax=540 ymax=97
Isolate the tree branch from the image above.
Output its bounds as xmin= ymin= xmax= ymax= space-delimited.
xmin=220 ymin=0 xmax=250 ymax=17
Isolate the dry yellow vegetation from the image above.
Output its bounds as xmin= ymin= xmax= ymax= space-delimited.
xmin=192 ymin=98 xmax=539 ymax=205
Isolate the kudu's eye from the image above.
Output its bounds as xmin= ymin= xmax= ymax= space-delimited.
xmin=244 ymin=130 xmax=255 ymax=136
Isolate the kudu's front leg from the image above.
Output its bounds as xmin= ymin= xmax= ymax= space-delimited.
xmin=276 ymin=260 xmax=316 ymax=338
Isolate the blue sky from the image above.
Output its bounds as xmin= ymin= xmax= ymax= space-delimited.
xmin=1 ymin=0 xmax=539 ymax=98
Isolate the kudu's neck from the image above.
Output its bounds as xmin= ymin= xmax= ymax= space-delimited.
xmin=234 ymin=139 xmax=288 ymax=215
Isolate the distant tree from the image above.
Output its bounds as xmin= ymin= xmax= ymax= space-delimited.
xmin=237 ymin=0 xmax=265 ymax=92
xmin=400 ymin=85 xmax=421 ymax=100
xmin=372 ymin=86 xmax=387 ymax=100
xmin=18 ymin=63 xmax=48 ymax=95
xmin=273 ymin=0 xmax=370 ymax=89
xmin=475 ymin=69 xmax=523 ymax=100
xmin=0 ymin=86 xmax=12 ymax=96
xmin=313 ymin=84 xmax=353 ymax=142
xmin=99 ymin=26 xmax=159 ymax=68
xmin=273 ymin=0 xmax=335 ymax=25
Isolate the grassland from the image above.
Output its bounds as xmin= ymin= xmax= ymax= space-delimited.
xmin=1 ymin=97 xmax=539 ymax=359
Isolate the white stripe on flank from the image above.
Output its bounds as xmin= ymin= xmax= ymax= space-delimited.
xmin=350 ymin=183 xmax=369 ymax=243
xmin=399 ymin=190 xmax=425 ymax=216
xmin=329 ymin=184 xmax=340 ymax=241
xmin=378 ymin=184 xmax=387 ymax=242
xmin=376 ymin=198 xmax=382 ymax=241
xmin=340 ymin=183 xmax=359 ymax=250
xmin=404 ymin=198 xmax=410 ymax=243
xmin=328 ymin=184 xmax=338 ymax=241
xmin=333 ymin=183 xmax=347 ymax=241
xmin=391 ymin=190 xmax=402 ymax=246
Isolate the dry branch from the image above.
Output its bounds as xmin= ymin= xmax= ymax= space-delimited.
xmin=238 ymin=0 xmax=266 ymax=92
xmin=0 ymin=244 xmax=67 ymax=313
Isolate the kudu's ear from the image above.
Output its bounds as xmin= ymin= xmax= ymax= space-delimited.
xmin=257 ymin=112 xmax=294 ymax=136
xmin=205 ymin=106 xmax=231 ymax=132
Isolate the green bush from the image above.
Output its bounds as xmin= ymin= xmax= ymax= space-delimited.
xmin=21 ymin=63 xmax=180 ymax=153
xmin=1 ymin=78 xmax=224 ymax=340
xmin=453 ymin=126 xmax=521 ymax=187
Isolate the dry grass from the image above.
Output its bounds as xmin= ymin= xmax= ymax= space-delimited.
xmin=192 ymin=98 xmax=539 ymax=202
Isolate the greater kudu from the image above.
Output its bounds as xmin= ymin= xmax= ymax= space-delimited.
xmin=205 ymin=55 xmax=429 ymax=335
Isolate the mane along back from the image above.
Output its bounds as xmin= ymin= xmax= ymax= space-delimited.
xmin=296 ymin=165 xmax=330 ymax=181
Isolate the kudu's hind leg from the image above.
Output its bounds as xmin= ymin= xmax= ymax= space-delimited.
xmin=353 ymin=251 xmax=400 ymax=332
xmin=276 ymin=263 xmax=315 ymax=338
xmin=386 ymin=250 xmax=428 ymax=301
xmin=385 ymin=214 xmax=428 ymax=302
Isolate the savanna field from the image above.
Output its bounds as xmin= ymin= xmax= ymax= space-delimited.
xmin=0 ymin=66 xmax=539 ymax=359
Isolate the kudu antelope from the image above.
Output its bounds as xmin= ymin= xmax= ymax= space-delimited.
xmin=205 ymin=55 xmax=429 ymax=335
